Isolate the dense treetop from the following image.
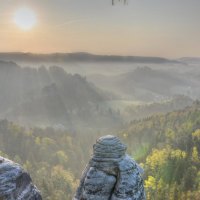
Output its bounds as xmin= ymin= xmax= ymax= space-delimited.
xmin=0 ymin=102 xmax=200 ymax=199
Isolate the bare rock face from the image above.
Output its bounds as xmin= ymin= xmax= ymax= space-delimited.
xmin=74 ymin=135 xmax=145 ymax=200
xmin=0 ymin=156 xmax=42 ymax=200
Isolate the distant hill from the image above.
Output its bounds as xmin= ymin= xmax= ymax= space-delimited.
xmin=123 ymin=95 xmax=193 ymax=121
xmin=118 ymin=66 xmax=191 ymax=96
xmin=0 ymin=60 xmax=20 ymax=68
xmin=0 ymin=52 xmax=178 ymax=64
xmin=88 ymin=66 xmax=198 ymax=101
xmin=0 ymin=61 xmax=121 ymax=130
xmin=179 ymin=57 xmax=200 ymax=64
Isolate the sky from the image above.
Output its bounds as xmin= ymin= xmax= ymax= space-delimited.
xmin=0 ymin=0 xmax=200 ymax=58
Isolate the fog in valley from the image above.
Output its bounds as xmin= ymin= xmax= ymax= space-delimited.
xmin=0 ymin=54 xmax=199 ymax=133
xmin=1 ymin=1 xmax=200 ymax=199
xmin=1 ymin=53 xmax=200 ymax=199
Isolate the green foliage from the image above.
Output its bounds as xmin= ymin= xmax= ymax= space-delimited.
xmin=120 ymin=103 xmax=200 ymax=200
xmin=132 ymin=143 xmax=150 ymax=162
xmin=1 ymin=103 xmax=200 ymax=199
xmin=0 ymin=119 xmax=94 ymax=199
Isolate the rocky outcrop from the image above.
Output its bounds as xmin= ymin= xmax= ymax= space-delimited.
xmin=0 ymin=156 xmax=42 ymax=200
xmin=74 ymin=135 xmax=145 ymax=200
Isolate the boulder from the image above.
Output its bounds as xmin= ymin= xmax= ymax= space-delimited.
xmin=74 ymin=135 xmax=145 ymax=200
xmin=0 ymin=156 xmax=42 ymax=200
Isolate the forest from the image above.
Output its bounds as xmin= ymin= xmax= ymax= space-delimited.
xmin=1 ymin=1 xmax=200 ymax=199
xmin=0 ymin=101 xmax=199 ymax=199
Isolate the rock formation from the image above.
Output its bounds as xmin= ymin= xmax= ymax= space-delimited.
xmin=0 ymin=156 xmax=42 ymax=200
xmin=73 ymin=135 xmax=145 ymax=200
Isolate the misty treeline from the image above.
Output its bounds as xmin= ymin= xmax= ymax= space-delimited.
xmin=124 ymin=95 xmax=193 ymax=121
xmin=0 ymin=102 xmax=200 ymax=199
xmin=0 ymin=60 xmax=198 ymax=132
xmin=0 ymin=60 xmax=121 ymax=131
xmin=88 ymin=65 xmax=200 ymax=102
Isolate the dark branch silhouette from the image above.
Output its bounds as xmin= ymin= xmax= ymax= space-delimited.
xmin=112 ymin=0 xmax=127 ymax=5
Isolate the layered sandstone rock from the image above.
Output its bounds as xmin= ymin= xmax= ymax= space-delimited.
xmin=74 ymin=135 xmax=145 ymax=200
xmin=0 ymin=156 xmax=42 ymax=200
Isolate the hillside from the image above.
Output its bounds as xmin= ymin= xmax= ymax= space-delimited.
xmin=0 ymin=102 xmax=200 ymax=199
xmin=119 ymin=101 xmax=200 ymax=200
xmin=123 ymin=95 xmax=193 ymax=121
xmin=88 ymin=66 xmax=199 ymax=101
xmin=0 ymin=52 xmax=178 ymax=64
xmin=0 ymin=61 xmax=121 ymax=130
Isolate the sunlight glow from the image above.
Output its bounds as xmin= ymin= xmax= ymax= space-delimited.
xmin=14 ymin=7 xmax=37 ymax=31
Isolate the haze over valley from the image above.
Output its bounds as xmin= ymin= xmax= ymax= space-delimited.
xmin=1 ymin=1 xmax=200 ymax=199
xmin=0 ymin=55 xmax=199 ymax=133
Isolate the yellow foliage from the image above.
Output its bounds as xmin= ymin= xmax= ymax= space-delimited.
xmin=35 ymin=137 xmax=41 ymax=145
xmin=165 ymin=128 xmax=175 ymax=140
xmin=55 ymin=151 xmax=68 ymax=163
xmin=41 ymin=137 xmax=55 ymax=146
xmin=51 ymin=165 xmax=77 ymax=191
xmin=192 ymin=129 xmax=200 ymax=140
xmin=139 ymin=162 xmax=144 ymax=169
xmin=170 ymin=149 xmax=187 ymax=159
xmin=146 ymin=147 xmax=187 ymax=176
xmin=146 ymin=148 xmax=169 ymax=170
xmin=145 ymin=176 xmax=156 ymax=190
xmin=192 ymin=147 xmax=199 ymax=163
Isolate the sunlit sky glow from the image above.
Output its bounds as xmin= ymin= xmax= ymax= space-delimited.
xmin=0 ymin=0 xmax=200 ymax=58
xmin=14 ymin=7 xmax=37 ymax=30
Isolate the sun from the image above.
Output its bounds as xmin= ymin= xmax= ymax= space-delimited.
xmin=14 ymin=7 xmax=37 ymax=31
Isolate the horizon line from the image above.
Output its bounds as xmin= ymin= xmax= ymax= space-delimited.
xmin=0 ymin=51 xmax=198 ymax=60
